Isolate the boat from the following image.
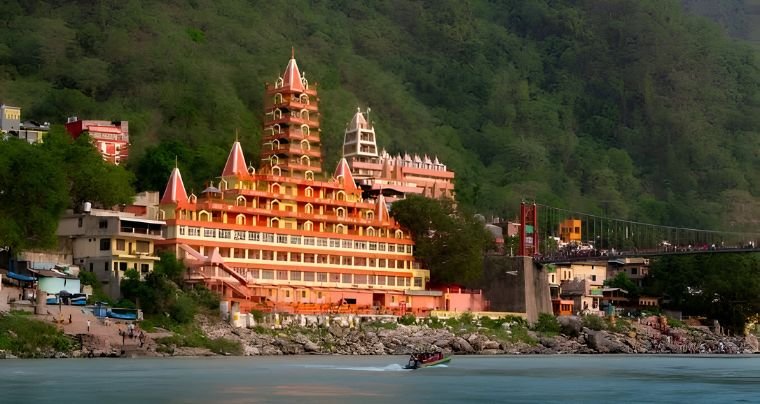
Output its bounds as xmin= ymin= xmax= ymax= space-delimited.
xmin=404 ymin=352 xmax=451 ymax=369
xmin=107 ymin=308 xmax=138 ymax=321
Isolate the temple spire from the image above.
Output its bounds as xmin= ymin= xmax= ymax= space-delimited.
xmin=221 ymin=141 xmax=249 ymax=178
xmin=160 ymin=166 xmax=189 ymax=205
xmin=334 ymin=157 xmax=357 ymax=191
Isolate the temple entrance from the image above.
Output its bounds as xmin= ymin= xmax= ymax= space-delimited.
xmin=372 ymin=293 xmax=385 ymax=313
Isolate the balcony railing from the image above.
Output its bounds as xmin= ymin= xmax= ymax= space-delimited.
xmin=120 ymin=226 xmax=162 ymax=236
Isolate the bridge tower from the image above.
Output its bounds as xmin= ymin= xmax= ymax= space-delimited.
xmin=519 ymin=202 xmax=539 ymax=257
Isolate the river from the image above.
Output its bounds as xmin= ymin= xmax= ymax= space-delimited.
xmin=1 ymin=355 xmax=759 ymax=403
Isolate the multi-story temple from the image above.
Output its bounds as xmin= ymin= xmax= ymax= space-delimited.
xmin=342 ymin=108 xmax=455 ymax=203
xmin=156 ymin=53 xmax=485 ymax=316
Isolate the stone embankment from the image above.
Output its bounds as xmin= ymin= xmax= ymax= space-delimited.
xmin=177 ymin=315 xmax=759 ymax=357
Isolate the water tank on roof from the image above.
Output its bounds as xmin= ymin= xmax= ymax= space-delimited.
xmin=83 ymin=201 xmax=92 ymax=213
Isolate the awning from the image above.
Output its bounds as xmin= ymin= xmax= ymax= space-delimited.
xmin=7 ymin=272 xmax=37 ymax=282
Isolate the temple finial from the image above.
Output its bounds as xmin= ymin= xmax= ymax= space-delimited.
xmin=291 ymin=46 xmax=295 ymax=59
xmin=235 ymin=128 xmax=239 ymax=142
xmin=175 ymin=155 xmax=178 ymax=168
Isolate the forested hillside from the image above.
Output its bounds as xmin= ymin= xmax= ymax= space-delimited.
xmin=1 ymin=0 xmax=758 ymax=231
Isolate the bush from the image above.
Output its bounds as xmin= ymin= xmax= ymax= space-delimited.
xmin=398 ymin=314 xmax=416 ymax=325
xmin=250 ymin=310 xmax=265 ymax=323
xmin=533 ymin=313 xmax=561 ymax=335
xmin=0 ymin=311 xmax=73 ymax=357
xmin=459 ymin=312 xmax=475 ymax=325
xmin=582 ymin=315 xmax=605 ymax=331
xmin=170 ymin=294 xmax=198 ymax=324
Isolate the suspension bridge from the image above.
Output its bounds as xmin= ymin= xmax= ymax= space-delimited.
xmin=517 ymin=202 xmax=760 ymax=263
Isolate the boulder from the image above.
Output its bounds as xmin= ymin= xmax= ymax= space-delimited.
xmin=452 ymin=337 xmax=474 ymax=353
xmin=303 ymin=341 xmax=320 ymax=353
xmin=558 ymin=316 xmax=583 ymax=337
xmin=585 ymin=330 xmax=631 ymax=353
xmin=745 ymin=334 xmax=759 ymax=353
xmin=483 ymin=340 xmax=501 ymax=350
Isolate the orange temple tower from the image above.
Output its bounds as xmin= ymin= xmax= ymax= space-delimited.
xmin=260 ymin=49 xmax=322 ymax=179
xmin=155 ymin=53 xmax=491 ymax=317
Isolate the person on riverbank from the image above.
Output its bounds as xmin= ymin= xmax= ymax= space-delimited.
xmin=87 ymin=319 xmax=90 ymax=333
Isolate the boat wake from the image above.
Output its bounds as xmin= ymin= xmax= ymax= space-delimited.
xmin=298 ymin=364 xmax=410 ymax=372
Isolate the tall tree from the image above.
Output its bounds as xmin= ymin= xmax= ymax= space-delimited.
xmin=0 ymin=139 xmax=68 ymax=250
xmin=391 ymin=195 xmax=493 ymax=285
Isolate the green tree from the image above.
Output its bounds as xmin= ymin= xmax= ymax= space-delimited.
xmin=648 ymin=253 xmax=760 ymax=333
xmin=391 ymin=195 xmax=493 ymax=285
xmin=0 ymin=139 xmax=68 ymax=250
xmin=41 ymin=128 xmax=135 ymax=209
xmin=604 ymin=272 xmax=640 ymax=297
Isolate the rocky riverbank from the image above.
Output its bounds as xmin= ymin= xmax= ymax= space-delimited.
xmin=155 ymin=314 xmax=760 ymax=357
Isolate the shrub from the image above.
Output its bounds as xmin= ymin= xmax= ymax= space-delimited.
xmin=582 ymin=315 xmax=605 ymax=331
xmin=459 ymin=312 xmax=475 ymax=325
xmin=399 ymin=314 xmax=416 ymax=325
xmin=0 ymin=312 xmax=73 ymax=357
xmin=533 ymin=313 xmax=561 ymax=334
xmin=250 ymin=310 xmax=265 ymax=323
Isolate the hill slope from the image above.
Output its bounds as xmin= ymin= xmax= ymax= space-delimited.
xmin=1 ymin=0 xmax=758 ymax=230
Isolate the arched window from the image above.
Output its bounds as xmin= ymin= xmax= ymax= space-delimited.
xmin=271 ymin=199 xmax=281 ymax=210
xmin=304 ymin=221 xmax=313 ymax=231
xmin=270 ymin=155 xmax=279 ymax=166
xmin=336 ymin=207 xmax=346 ymax=218
xmin=188 ymin=194 xmax=197 ymax=203
xmin=272 ymin=184 xmax=282 ymax=194
xmin=199 ymin=211 xmax=211 ymax=222
xmin=159 ymin=210 xmax=167 ymax=220
xmin=305 ymin=171 xmax=314 ymax=181
xmin=300 ymin=93 xmax=309 ymax=104
xmin=218 ymin=179 xmax=227 ymax=192
xmin=305 ymin=203 xmax=313 ymax=214
xmin=300 ymin=109 xmax=309 ymax=121
xmin=300 ymin=155 xmax=310 ymax=167
xmin=395 ymin=230 xmax=404 ymax=239
xmin=336 ymin=224 xmax=346 ymax=234
xmin=273 ymin=124 xmax=281 ymax=134
xmin=366 ymin=227 xmax=376 ymax=237
xmin=272 ymin=139 xmax=280 ymax=150
xmin=300 ymin=124 xmax=309 ymax=136
xmin=274 ymin=108 xmax=282 ymax=120
xmin=272 ymin=166 xmax=282 ymax=176
xmin=274 ymin=93 xmax=283 ymax=104
xmin=300 ymin=139 xmax=310 ymax=151
xmin=304 ymin=187 xmax=313 ymax=197
xmin=336 ymin=191 xmax=346 ymax=201
xmin=270 ymin=217 xmax=280 ymax=228
xmin=275 ymin=77 xmax=284 ymax=88
xmin=236 ymin=196 xmax=246 ymax=206
xmin=236 ymin=214 xmax=246 ymax=225
xmin=366 ymin=211 xmax=374 ymax=220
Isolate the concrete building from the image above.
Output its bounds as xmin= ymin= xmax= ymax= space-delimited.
xmin=0 ymin=104 xmax=20 ymax=133
xmin=607 ymin=257 xmax=650 ymax=288
xmin=57 ymin=208 xmax=164 ymax=298
xmin=552 ymin=261 xmax=607 ymax=315
xmin=559 ymin=219 xmax=582 ymax=244
xmin=342 ymin=108 xmax=455 ymax=203
xmin=156 ymin=53 xmax=485 ymax=317
xmin=64 ymin=118 xmax=130 ymax=165
xmin=0 ymin=105 xmax=48 ymax=144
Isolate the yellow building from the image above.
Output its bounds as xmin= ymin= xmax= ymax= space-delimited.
xmin=57 ymin=208 xmax=165 ymax=298
xmin=553 ymin=261 xmax=607 ymax=315
xmin=559 ymin=219 xmax=582 ymax=244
